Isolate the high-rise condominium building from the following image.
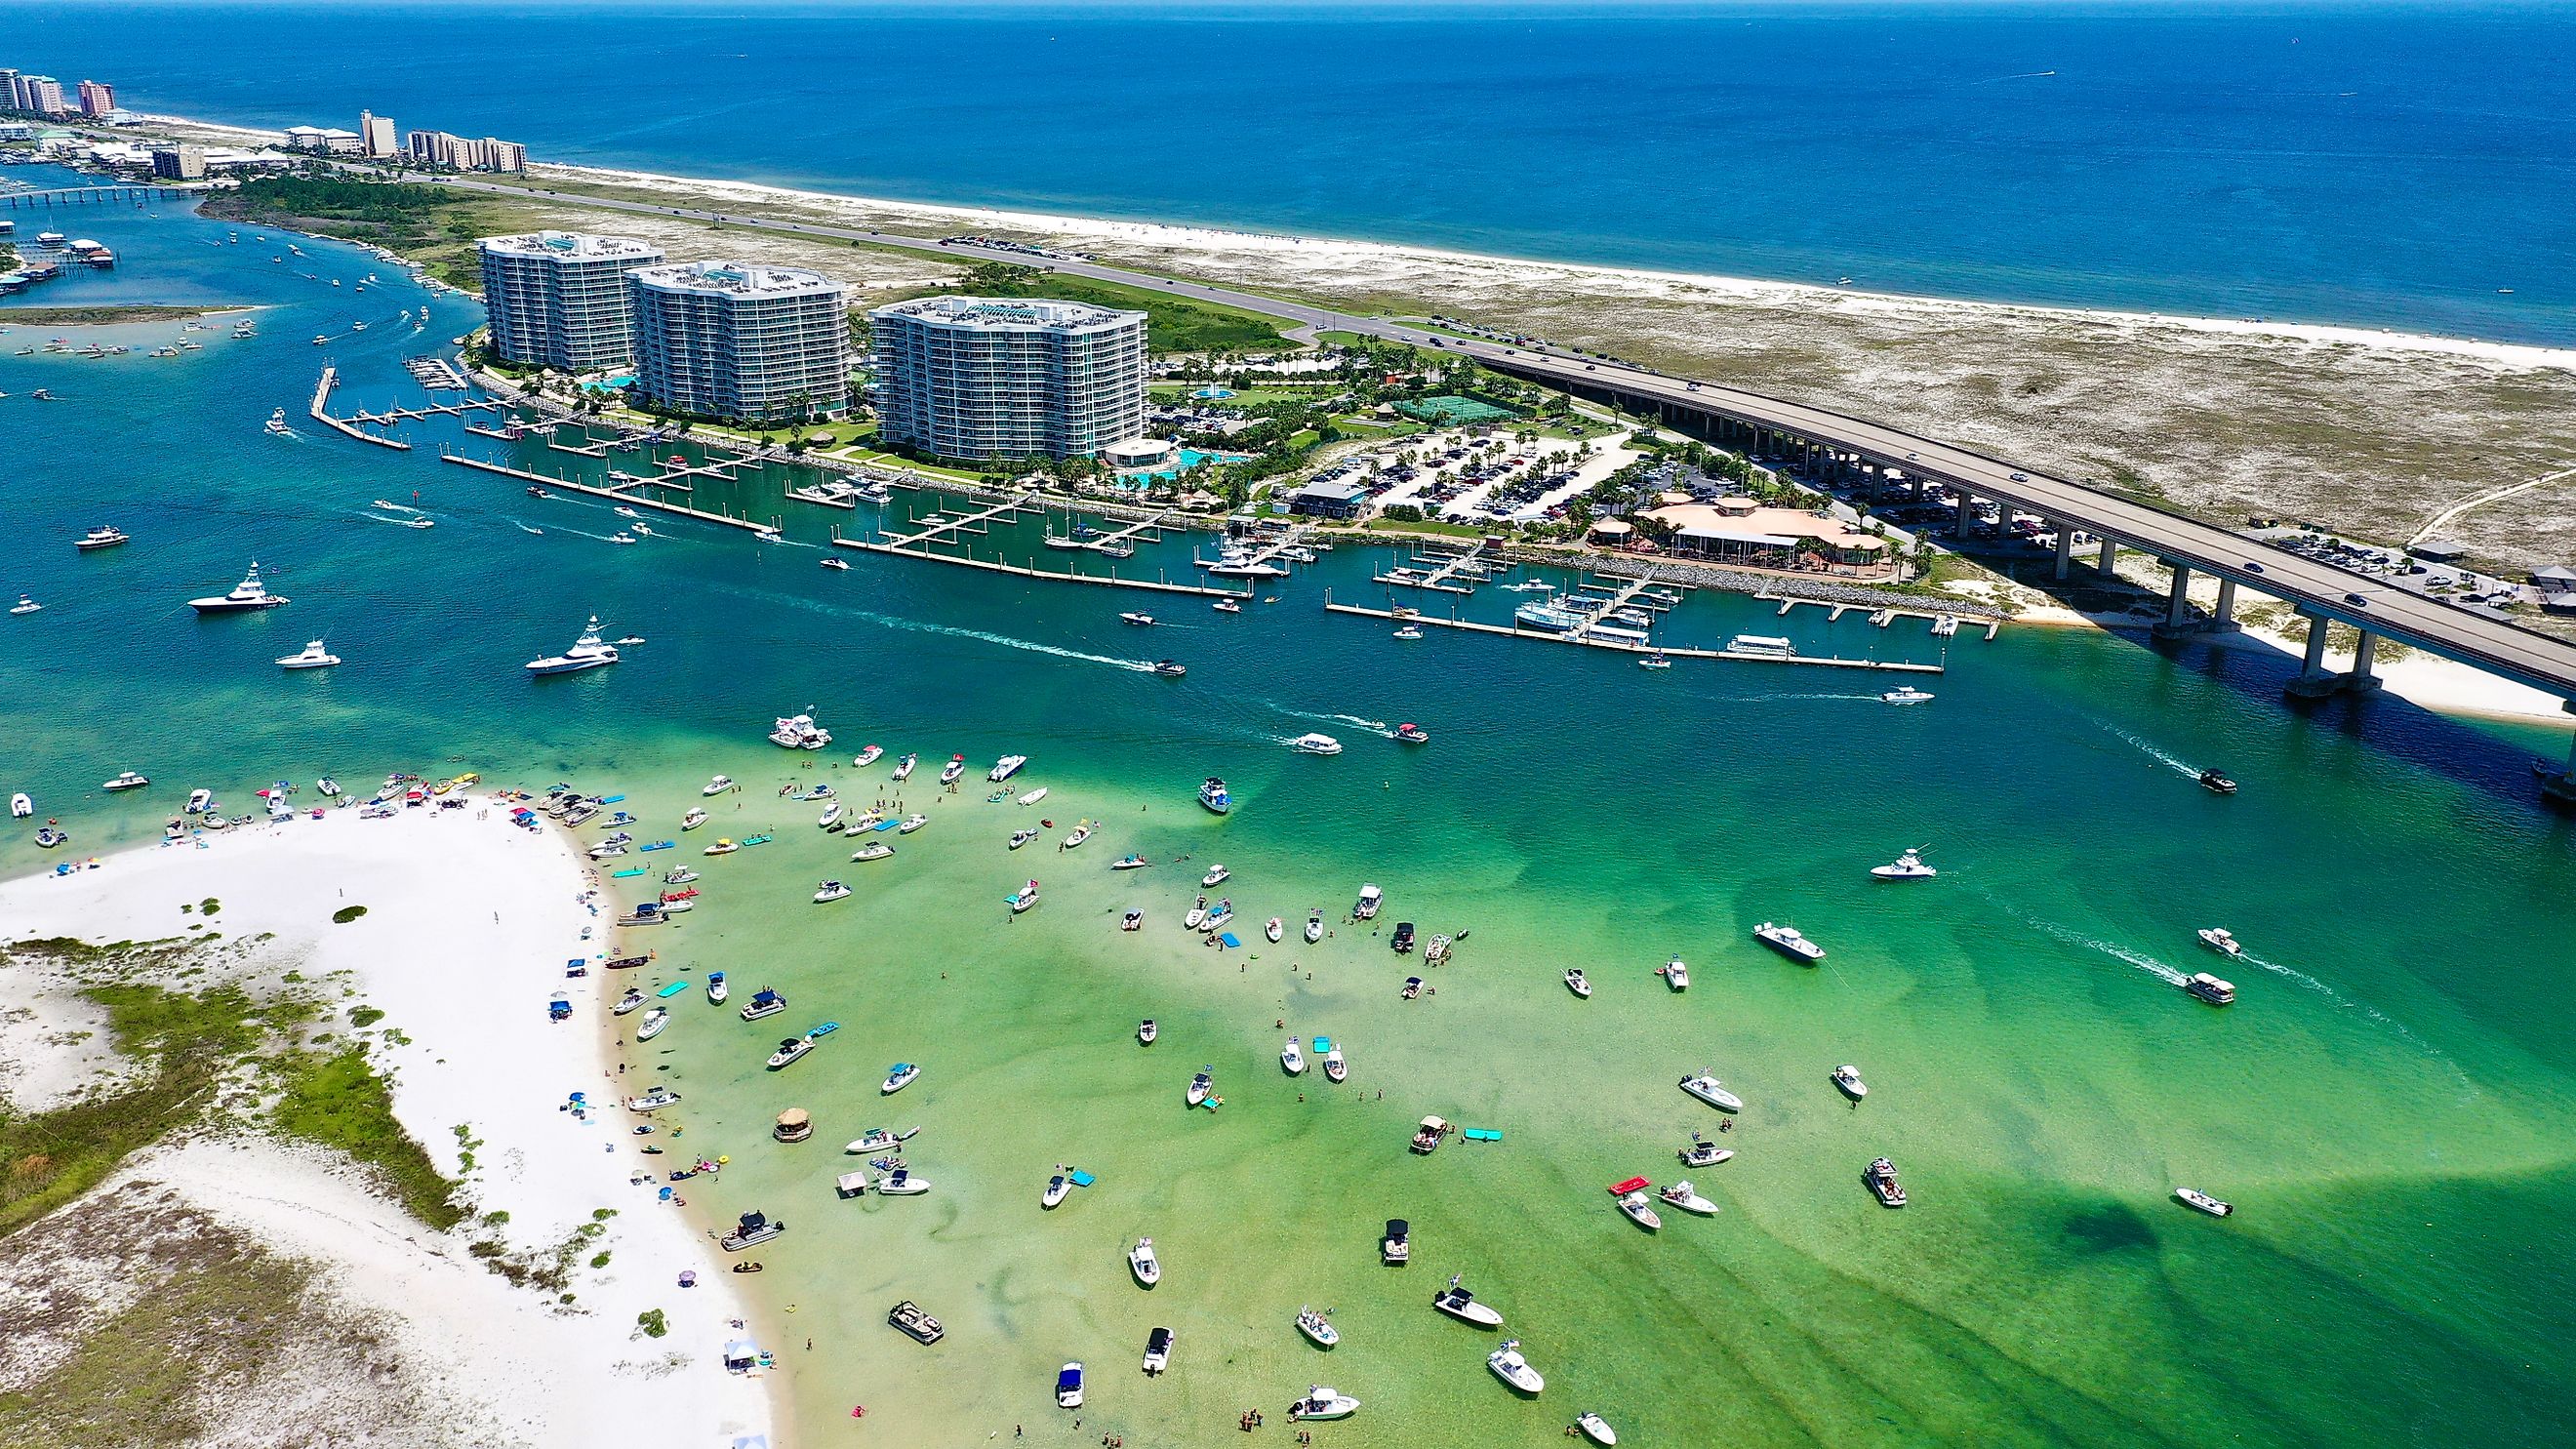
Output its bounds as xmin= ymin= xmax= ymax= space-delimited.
xmin=476 ymin=231 xmax=664 ymax=372
xmin=359 ymin=110 xmax=397 ymax=157
xmin=867 ymin=296 xmax=1147 ymax=461
xmin=76 ymin=80 xmax=113 ymax=117
xmin=625 ymin=262 xmax=850 ymax=424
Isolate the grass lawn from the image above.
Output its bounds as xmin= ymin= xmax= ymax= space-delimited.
xmin=1364 ymin=515 xmax=1490 ymax=539
xmin=943 ymin=262 xmax=1300 ymax=353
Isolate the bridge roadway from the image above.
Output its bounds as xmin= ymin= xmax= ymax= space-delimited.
xmin=402 ymin=171 xmax=2576 ymax=704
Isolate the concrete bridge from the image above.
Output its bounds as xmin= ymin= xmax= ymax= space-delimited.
xmin=1 ymin=184 xmax=195 ymax=209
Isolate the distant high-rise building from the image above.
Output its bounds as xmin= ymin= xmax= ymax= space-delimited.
xmin=869 ymin=296 xmax=1148 ymax=461
xmin=404 ymin=131 xmax=526 ymax=173
xmin=284 ymin=125 xmax=362 ymax=154
xmin=625 ymin=262 xmax=850 ymax=424
xmin=150 ymin=145 xmax=205 ymax=181
xmin=476 ymin=231 xmax=664 ymax=372
xmin=12 ymin=75 xmax=65 ymax=116
xmin=76 ymin=80 xmax=113 ymax=117
xmin=359 ymin=110 xmax=397 ymax=157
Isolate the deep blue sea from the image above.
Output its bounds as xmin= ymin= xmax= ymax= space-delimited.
xmin=12 ymin=2 xmax=2575 ymax=344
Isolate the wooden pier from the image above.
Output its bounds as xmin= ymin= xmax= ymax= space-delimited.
xmin=1324 ymin=597 xmax=1942 ymax=673
xmin=441 ymin=453 xmax=776 ymax=533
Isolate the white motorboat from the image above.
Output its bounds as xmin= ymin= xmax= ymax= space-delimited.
xmin=1882 ymin=686 xmax=1935 ymax=704
xmin=1576 ymin=1411 xmax=1618 ymax=1445
xmin=1008 ymin=878 xmax=1040 ymax=912
xmin=76 ymin=525 xmax=131 ymax=552
xmin=1295 ymin=1308 xmax=1339 ymax=1348
xmin=1128 ymin=1237 xmax=1161 ymax=1287
xmin=2197 ymin=927 xmax=2243 ymax=956
xmin=820 ymin=556 xmax=850 ymax=571
xmin=1305 ymin=911 xmax=1323 ymax=943
xmin=613 ymin=988 xmax=646 ymax=1016
xmin=1042 ymin=1174 xmax=1072 ymax=1209
xmin=852 ymin=745 xmax=884 ymax=769
xmin=1679 ymin=1071 xmax=1744 ymax=1112
xmin=1659 ymin=1181 xmax=1718 ymax=1216
xmin=1866 ymin=1156 xmax=1909 ymax=1207
xmin=739 ymin=988 xmax=786 ymax=1021
xmin=1680 ymin=1141 xmax=1735 ymax=1168
xmin=315 ymin=779 xmax=340 ymax=797
xmin=183 ymin=788 xmax=210 ymax=814
xmin=2175 ymin=1187 xmax=2234 ymax=1217
xmin=882 ymin=1062 xmax=921 ymax=1093
xmin=1187 ymin=1069 xmax=1213 ymax=1107
xmin=1202 ymin=864 xmax=1230 ymax=887
xmin=1198 ymin=777 xmax=1231 ymax=814
xmin=1288 ymin=1387 xmax=1358 ymax=1421
xmin=608 ymin=533 xmax=639 ymax=545
xmin=1143 ymin=1326 xmax=1174 ymax=1376
xmin=892 ymin=752 xmax=917 ymax=781
xmin=702 ymin=775 xmax=734 ymax=796
xmin=818 ymin=800 xmax=843 ymax=828
xmin=1662 ymin=956 xmax=1690 ymax=990
xmin=1119 ymin=611 xmax=1156 ymax=626
xmin=9 ymin=595 xmax=40 ymax=616
xmin=527 ymin=616 xmax=620 ymax=674
xmin=813 ymin=880 xmax=852 ymax=903
xmin=9 ymin=792 xmax=31 ymax=819
xmin=1290 ymin=732 xmax=1342 ymax=755
xmin=1831 ymin=1065 xmax=1870 ymax=1101
xmin=876 ymin=1168 xmax=930 ymax=1195
xmin=768 ymin=1034 xmax=816 ymax=1068
xmin=1213 ymin=597 xmax=1243 ymax=614
xmin=768 ymin=712 xmax=831 ymax=749
xmin=1011 ymin=829 xmax=1039 ymax=850
xmin=899 ymin=813 xmax=927 ymax=833
xmin=2185 ymin=972 xmax=2237 ymax=1005
xmin=1138 ymin=1018 xmax=1157 ymax=1045
xmin=1281 ymin=1035 xmax=1306 ymax=1075
xmin=682 ymin=808 xmax=708 ymax=831
xmin=1322 ymin=1043 xmax=1346 ymax=1083
xmin=1565 ymin=969 xmax=1591 ymax=997
xmin=1487 ymin=1340 xmax=1545 ymax=1395
xmin=989 ymin=754 xmax=1027 ymax=782
xmin=1753 ymin=921 xmax=1825 ymax=963
xmin=102 ymin=771 xmax=150 ymax=792
xmin=277 ymin=639 xmax=341 ymax=669
xmin=1017 ymin=786 xmax=1049 ymax=806
xmin=940 ymin=754 xmax=968 ymax=785
xmin=1433 ymin=1282 xmax=1505 ymax=1327
xmin=707 ymin=974 xmax=729 ymax=1004
xmin=1062 ymin=821 xmax=1093 ymax=849
xmin=1266 ymin=916 xmax=1285 ymax=943
xmin=189 ymin=561 xmax=291 ymax=613
xmin=1185 ymin=896 xmax=1209 ymax=929
xmin=703 ymin=837 xmax=740 ymax=856
xmin=1353 ymin=884 xmax=1383 ymax=920
xmin=1615 ymin=1189 xmax=1663 ymax=1231
xmin=635 ymin=1008 xmax=668 ymax=1042
xmin=1871 ymin=847 xmax=1937 ymax=880
xmin=850 ymin=842 xmax=895 ymax=863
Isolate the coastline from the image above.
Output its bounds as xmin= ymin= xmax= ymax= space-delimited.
xmin=0 ymin=802 xmax=778 ymax=1449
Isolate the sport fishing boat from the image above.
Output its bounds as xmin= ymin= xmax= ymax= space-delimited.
xmin=1008 ymin=879 xmax=1041 ymax=912
xmin=635 ymin=1008 xmax=669 ymax=1041
xmin=1866 ymin=1156 xmax=1909 ymax=1207
xmin=1296 ymin=1308 xmax=1340 ymax=1349
xmin=526 ymin=616 xmax=620 ymax=674
xmin=940 ymin=754 xmax=968 ymax=785
xmin=1111 ymin=853 xmax=1147 ymax=869
xmin=1661 ymin=956 xmax=1690 ymax=990
xmin=2175 ymin=1187 xmax=2234 ymax=1217
xmin=1753 ymin=922 xmax=1825 ymax=963
xmin=1119 ymin=611 xmax=1156 ymax=626
xmin=852 ymin=745 xmax=883 ymax=769
xmin=1289 ymin=1388 xmax=1359 ymax=1421
xmin=1659 ymin=1181 xmax=1718 ymax=1216
xmin=1612 ymin=1183 xmax=1663 ymax=1231
xmin=1487 ymin=1340 xmax=1546 ymax=1394
xmin=813 ymin=880 xmax=852 ymax=904
xmin=1564 ymin=969 xmax=1591 ymax=998
xmin=1187 ymin=1070 xmax=1214 ymax=1107
xmin=1201 ymin=864 xmax=1230 ymax=888
xmin=1128 ymin=1237 xmax=1161 ymax=1287
xmin=892 ymin=752 xmax=917 ymax=781
xmin=1392 ymin=624 xmax=1425 ymax=640
xmin=1882 ymin=685 xmax=1935 ymax=704
xmin=1352 ymin=884 xmax=1383 ymax=920
xmin=1871 ymin=847 xmax=1937 ymax=879
xmin=1305 ymin=911 xmax=1323 ymax=943
xmin=881 ymin=1062 xmax=921 ymax=1094
xmin=102 ymin=771 xmax=150 ymax=792
xmin=1575 ymin=1411 xmax=1618 ymax=1446
xmin=1281 ymin=1036 xmax=1306 ymax=1075
xmin=9 ymin=595 xmax=39 ymax=616
xmin=2184 ymin=972 xmax=2237 ymax=1005
xmin=2197 ymin=927 xmax=2243 ymax=956
xmin=1266 ymin=916 xmax=1285 ymax=943
xmin=1679 ymin=1071 xmax=1744 ymax=1111
xmin=1290 ymin=732 xmax=1343 ymax=755
xmin=189 ymin=561 xmax=291 ymax=613
xmin=1198 ymin=777 xmax=1231 ymax=814
xmin=77 ymin=525 xmax=131 ymax=551
xmin=1213 ymin=597 xmax=1243 ymax=614
xmin=1433 ymin=1282 xmax=1505 ymax=1327
xmin=1680 ymin=1141 xmax=1734 ymax=1168
xmin=1831 ymin=1065 xmax=1869 ymax=1101
xmin=989 ymin=754 xmax=1027 ymax=782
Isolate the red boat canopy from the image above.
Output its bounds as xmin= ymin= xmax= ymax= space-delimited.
xmin=1608 ymin=1176 xmax=1651 ymax=1195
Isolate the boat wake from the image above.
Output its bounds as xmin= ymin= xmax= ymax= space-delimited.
xmin=2236 ymin=950 xmax=2469 ymax=1083
xmin=370 ymin=501 xmax=423 ymax=514
xmin=2097 ymin=721 xmax=2200 ymax=778
xmin=2019 ymin=912 xmax=2190 ymax=986
xmin=1738 ymin=691 xmax=1884 ymax=704
xmin=847 ymin=609 xmax=1155 ymax=673
xmin=1268 ymin=705 xmax=1390 ymax=735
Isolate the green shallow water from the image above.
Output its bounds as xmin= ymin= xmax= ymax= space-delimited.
xmin=5 ymin=181 xmax=2576 ymax=1447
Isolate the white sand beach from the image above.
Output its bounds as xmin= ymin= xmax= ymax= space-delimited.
xmin=0 ymin=803 xmax=775 ymax=1449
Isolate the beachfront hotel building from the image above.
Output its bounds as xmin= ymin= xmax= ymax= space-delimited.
xmin=868 ymin=296 xmax=1147 ymax=461
xmin=625 ymin=262 xmax=850 ymax=424
xmin=476 ymin=231 xmax=663 ymax=372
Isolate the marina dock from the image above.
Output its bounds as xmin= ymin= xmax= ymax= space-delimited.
xmin=1764 ymin=592 xmax=2002 ymax=641
xmin=440 ymin=453 xmax=777 ymax=533
xmin=308 ymin=367 xmax=411 ymax=452
xmin=1324 ymin=597 xmax=1942 ymax=672
xmin=1375 ymin=541 xmax=1491 ymax=594
xmin=830 ymin=533 xmax=1250 ymax=598
xmin=1198 ymin=523 xmax=1319 ymax=575
xmin=1046 ymin=506 xmax=1178 ymax=553
xmin=879 ymin=495 xmax=1042 ymax=549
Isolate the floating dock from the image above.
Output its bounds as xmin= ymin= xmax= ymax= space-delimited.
xmin=441 ymin=453 xmax=775 ymax=533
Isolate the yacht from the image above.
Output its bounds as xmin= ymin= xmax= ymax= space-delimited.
xmin=75 ymin=525 xmax=130 ymax=551
xmin=1487 ymin=1340 xmax=1546 ymax=1395
xmin=1658 ymin=1181 xmax=1718 ymax=1216
xmin=189 ymin=562 xmax=291 ymax=613
xmin=1393 ymin=723 xmax=1430 ymax=745
xmin=1201 ymin=864 xmax=1230 ymax=888
xmin=851 ymin=745 xmax=883 ymax=769
xmin=1119 ymin=611 xmax=1156 ymax=626
xmin=1296 ymin=1308 xmax=1340 ymax=1349
xmin=1128 ymin=1237 xmax=1161 ymax=1287
xmin=1198 ymin=777 xmax=1232 ymax=814
xmin=277 ymin=639 xmax=341 ymax=669
xmin=1680 ymin=1141 xmax=1734 ymax=1168
xmin=940 ymin=754 xmax=968 ymax=785
xmin=989 ymin=753 xmax=1028 ymax=782
xmin=892 ymin=752 xmax=917 ymax=781
xmin=1008 ymin=879 xmax=1040 ymax=913
xmin=1882 ymin=685 xmax=1935 ymax=704
xmin=1434 ymin=1280 xmax=1505 ymax=1327
xmin=1564 ymin=969 xmax=1591 ymax=998
xmin=2197 ymin=927 xmax=2243 ymax=956
xmin=1187 ymin=1070 xmax=1214 ymax=1107
xmin=2175 ymin=1187 xmax=2234 ymax=1217
xmin=1352 ymin=884 xmax=1383 ymax=920
xmin=703 ymin=776 xmax=733 ymax=795
xmin=1866 ymin=1156 xmax=1909 ymax=1207
xmin=1871 ymin=848 xmax=1937 ymax=880
xmin=682 ymin=808 xmax=708 ymax=831
xmin=1290 ymin=732 xmax=1343 ymax=755
xmin=1575 ymin=1411 xmax=1618 ymax=1446
xmin=9 ymin=595 xmax=39 ymax=616
xmin=1662 ymin=956 xmax=1690 ymax=990
xmin=1831 ymin=1065 xmax=1869 ymax=1101
xmin=1142 ymin=1326 xmax=1174 ymax=1376
xmin=818 ymin=799 xmax=843 ymax=828
xmin=2184 ymin=972 xmax=2237 ymax=1006
xmin=1679 ymin=1071 xmax=1743 ymax=1111
xmin=102 ymin=771 xmax=149 ymax=792
xmin=813 ymin=880 xmax=852 ymax=904
xmin=526 ymin=617 xmax=620 ymax=674
xmin=1289 ymin=1388 xmax=1359 ymax=1421
xmin=1306 ymin=911 xmax=1324 ymax=943
xmin=1753 ymin=922 xmax=1826 ymax=963
xmin=769 ymin=712 xmax=831 ymax=749
xmin=1201 ymin=545 xmax=1288 ymax=579
xmin=1281 ymin=1036 xmax=1306 ymax=1075
xmin=882 ymin=1063 xmax=922 ymax=1094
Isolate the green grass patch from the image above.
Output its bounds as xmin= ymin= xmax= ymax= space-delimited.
xmin=269 ymin=1047 xmax=463 ymax=1230
xmin=1364 ymin=515 xmax=1489 ymax=539
xmin=951 ymin=262 xmax=1295 ymax=353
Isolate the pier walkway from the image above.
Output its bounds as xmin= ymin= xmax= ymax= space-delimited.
xmin=830 ymin=532 xmax=1249 ymax=598
xmin=879 ymin=495 xmax=1040 ymax=549
xmin=440 ymin=453 xmax=775 ymax=532
xmin=1376 ymin=540 xmax=1491 ymax=594
xmin=1323 ymin=599 xmax=1939 ymax=673
xmin=308 ymin=368 xmax=410 ymax=452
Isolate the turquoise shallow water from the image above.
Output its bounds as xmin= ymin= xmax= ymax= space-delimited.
xmin=6 ymin=189 xmax=2576 ymax=1447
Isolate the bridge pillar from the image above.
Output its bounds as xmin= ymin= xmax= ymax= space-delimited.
xmin=2285 ymin=608 xmax=2339 ymax=698
xmin=1954 ymin=493 xmax=1973 ymax=538
xmin=2164 ymin=564 xmax=2194 ymax=626
xmin=2053 ymin=525 xmax=2073 ymax=581
xmin=2212 ymin=578 xmax=2240 ymax=631
xmin=2097 ymin=538 xmax=2117 ymax=575
xmin=2345 ymin=629 xmax=2383 ymax=694
xmin=2546 ymin=702 xmax=2576 ymax=805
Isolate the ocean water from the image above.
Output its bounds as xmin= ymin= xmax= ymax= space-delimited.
xmin=12 ymin=2 xmax=2576 ymax=344
xmin=4 ymin=190 xmax=2576 ymax=1446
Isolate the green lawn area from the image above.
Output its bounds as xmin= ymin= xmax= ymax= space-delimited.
xmin=944 ymin=262 xmax=1299 ymax=353
xmin=1365 ymin=515 xmax=1489 ymax=539
xmin=1150 ymin=383 xmax=1334 ymax=408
